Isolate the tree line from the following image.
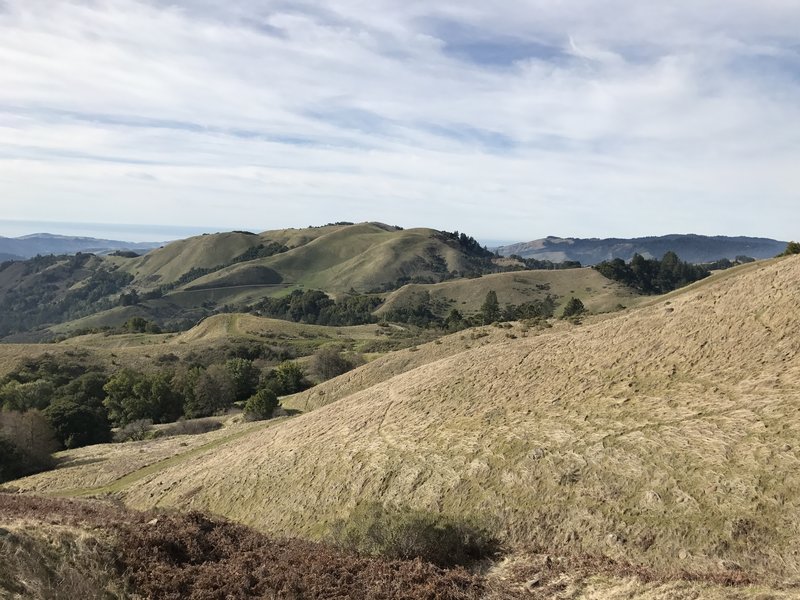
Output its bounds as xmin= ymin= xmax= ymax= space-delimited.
xmin=593 ymin=251 xmax=710 ymax=294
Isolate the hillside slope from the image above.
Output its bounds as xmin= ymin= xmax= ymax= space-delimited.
xmin=183 ymin=223 xmax=494 ymax=294
xmin=77 ymin=255 xmax=798 ymax=583
xmin=376 ymin=268 xmax=638 ymax=319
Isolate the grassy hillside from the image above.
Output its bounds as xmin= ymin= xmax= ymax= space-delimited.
xmin=1 ymin=223 xmax=509 ymax=338
xmin=377 ymin=268 xmax=638 ymax=319
xmin=182 ymin=223 xmax=494 ymax=295
xmin=0 ymin=313 xmax=422 ymax=379
xmin=22 ymin=254 xmax=793 ymax=586
xmin=114 ymin=231 xmax=265 ymax=286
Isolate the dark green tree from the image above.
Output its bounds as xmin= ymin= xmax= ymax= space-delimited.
xmin=561 ymin=297 xmax=586 ymax=318
xmin=244 ymin=387 xmax=279 ymax=421
xmin=225 ymin=358 xmax=259 ymax=401
xmin=480 ymin=290 xmax=500 ymax=324
xmin=185 ymin=364 xmax=235 ymax=418
xmin=45 ymin=397 xmax=111 ymax=448
xmin=444 ymin=309 xmax=465 ymax=331
xmin=267 ymin=361 xmax=308 ymax=395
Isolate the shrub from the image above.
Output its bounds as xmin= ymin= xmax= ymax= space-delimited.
xmin=561 ymin=297 xmax=586 ymax=318
xmin=114 ymin=419 xmax=153 ymax=442
xmin=330 ymin=503 xmax=499 ymax=568
xmin=243 ymin=388 xmax=278 ymax=421
xmin=160 ymin=417 xmax=222 ymax=437
xmin=310 ymin=347 xmax=364 ymax=381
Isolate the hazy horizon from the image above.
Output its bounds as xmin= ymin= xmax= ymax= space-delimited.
xmin=0 ymin=218 xmax=787 ymax=247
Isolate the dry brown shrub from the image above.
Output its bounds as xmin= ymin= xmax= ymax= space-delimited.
xmin=0 ymin=496 xmax=483 ymax=599
xmin=116 ymin=512 xmax=484 ymax=600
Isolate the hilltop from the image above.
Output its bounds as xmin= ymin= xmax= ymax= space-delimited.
xmin=496 ymin=234 xmax=786 ymax=264
xmin=10 ymin=255 xmax=800 ymax=594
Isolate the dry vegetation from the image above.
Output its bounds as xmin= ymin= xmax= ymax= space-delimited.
xmin=4 ymin=256 xmax=800 ymax=597
xmin=377 ymin=268 xmax=639 ymax=318
xmin=0 ymin=495 xmax=484 ymax=600
xmin=1 ymin=495 xmax=794 ymax=599
xmin=100 ymin=256 xmax=800 ymax=585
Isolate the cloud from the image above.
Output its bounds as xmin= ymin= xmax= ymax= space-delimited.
xmin=0 ymin=0 xmax=798 ymax=240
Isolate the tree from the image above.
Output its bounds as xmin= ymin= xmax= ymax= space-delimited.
xmin=781 ymin=241 xmax=800 ymax=256
xmin=45 ymin=397 xmax=111 ymax=448
xmin=185 ymin=365 xmax=235 ymax=418
xmin=561 ymin=297 xmax=586 ymax=318
xmin=268 ymin=361 xmax=308 ymax=395
xmin=125 ymin=317 xmax=149 ymax=333
xmin=444 ymin=309 xmax=465 ymax=331
xmin=0 ymin=379 xmax=55 ymax=412
xmin=0 ymin=410 xmax=58 ymax=480
xmin=480 ymin=291 xmax=500 ymax=324
xmin=103 ymin=370 xmax=181 ymax=426
xmin=102 ymin=370 xmax=138 ymax=426
xmin=225 ymin=358 xmax=259 ymax=402
xmin=310 ymin=347 xmax=361 ymax=381
xmin=244 ymin=388 xmax=278 ymax=421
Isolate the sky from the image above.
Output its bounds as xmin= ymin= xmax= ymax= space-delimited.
xmin=0 ymin=1 xmax=798 ymax=243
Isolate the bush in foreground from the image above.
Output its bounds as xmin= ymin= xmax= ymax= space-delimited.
xmin=330 ymin=503 xmax=500 ymax=568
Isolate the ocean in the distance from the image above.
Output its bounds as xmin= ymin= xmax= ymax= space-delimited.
xmin=0 ymin=219 xmax=245 ymax=243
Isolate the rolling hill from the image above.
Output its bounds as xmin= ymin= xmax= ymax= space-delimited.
xmin=0 ymin=223 xmax=546 ymax=339
xmin=376 ymin=268 xmax=638 ymax=320
xmin=11 ymin=255 xmax=800 ymax=591
xmin=496 ymin=234 xmax=786 ymax=264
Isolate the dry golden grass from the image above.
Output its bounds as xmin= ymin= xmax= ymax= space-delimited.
xmin=0 ymin=520 xmax=125 ymax=600
xmin=92 ymin=255 xmax=799 ymax=584
xmin=377 ymin=268 xmax=639 ymax=318
xmin=4 ymin=419 xmax=265 ymax=497
xmin=7 ymin=255 xmax=800 ymax=596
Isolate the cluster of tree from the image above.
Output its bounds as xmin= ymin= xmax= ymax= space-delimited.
xmin=252 ymin=289 xmax=383 ymax=326
xmin=438 ymin=231 xmax=494 ymax=259
xmin=0 ymin=351 xmax=310 ymax=458
xmin=103 ymin=358 xmax=308 ymax=427
xmin=0 ymin=255 xmax=134 ymax=337
xmin=381 ymin=290 xmax=556 ymax=330
xmin=507 ymin=255 xmax=582 ymax=270
xmin=0 ymin=354 xmax=112 ymax=468
xmin=593 ymin=251 xmax=710 ymax=295
xmin=699 ymin=256 xmax=755 ymax=271
xmin=473 ymin=291 xmax=557 ymax=325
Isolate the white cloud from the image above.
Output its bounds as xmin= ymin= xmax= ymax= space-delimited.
xmin=0 ymin=0 xmax=798 ymax=241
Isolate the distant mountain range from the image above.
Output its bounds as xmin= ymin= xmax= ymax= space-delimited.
xmin=495 ymin=234 xmax=787 ymax=265
xmin=0 ymin=233 xmax=163 ymax=260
